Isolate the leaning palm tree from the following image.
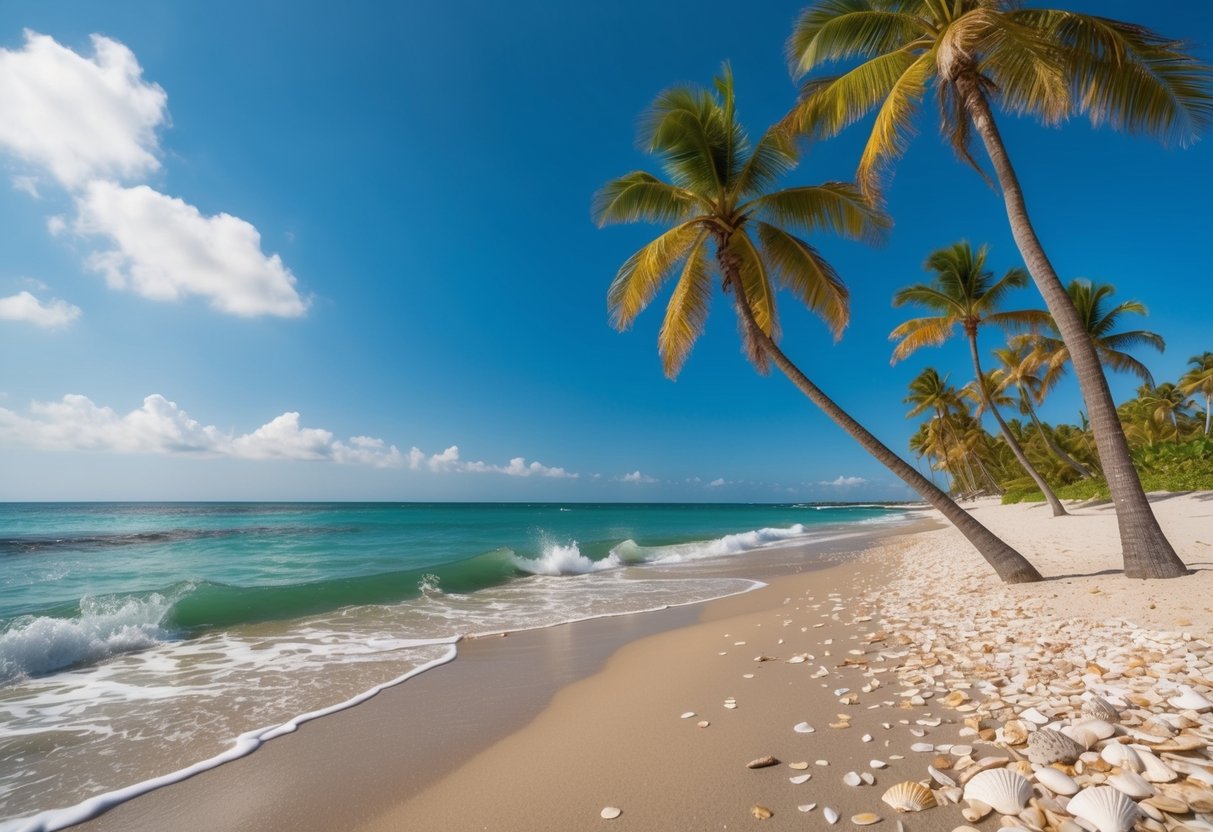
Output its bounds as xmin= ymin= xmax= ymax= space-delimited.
xmin=991 ymin=344 xmax=1097 ymax=478
xmin=905 ymin=367 xmax=981 ymax=494
xmin=594 ymin=67 xmax=1041 ymax=583
xmin=1179 ymin=352 xmax=1213 ymax=436
xmin=890 ymin=242 xmax=1066 ymax=515
xmin=1027 ymin=279 xmax=1165 ymax=392
xmin=786 ymin=1 xmax=1208 ymax=577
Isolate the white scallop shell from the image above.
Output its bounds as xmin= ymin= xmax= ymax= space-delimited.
xmin=1066 ymin=786 xmax=1140 ymax=832
xmin=962 ymin=769 xmax=1032 ymax=815
xmin=1134 ymin=750 xmax=1177 ymax=783
xmin=1099 ymin=743 xmax=1142 ymax=771
xmin=881 ymin=781 xmax=937 ymax=812
xmin=1107 ymin=769 xmax=1153 ymax=799
xmin=794 ymin=722 xmax=816 ymax=733
xmin=824 ymin=807 xmax=840 ymax=825
xmin=1034 ymin=766 xmax=1079 ymax=796
xmin=1168 ymin=686 xmax=1213 ymax=712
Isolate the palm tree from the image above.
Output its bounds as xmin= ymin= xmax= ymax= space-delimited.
xmin=1179 ymin=352 xmax=1213 ymax=436
xmin=905 ymin=368 xmax=983 ymax=495
xmin=991 ymin=344 xmax=1097 ymax=478
xmin=890 ymin=242 xmax=1066 ymax=515
xmin=1028 ymin=280 xmax=1165 ymax=391
xmin=594 ymin=67 xmax=1041 ymax=583
xmin=1140 ymin=383 xmax=1193 ymax=433
xmin=786 ymin=1 xmax=1207 ymax=577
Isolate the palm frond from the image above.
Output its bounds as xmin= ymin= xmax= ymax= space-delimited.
xmin=978 ymin=10 xmax=1070 ymax=123
xmin=787 ymin=49 xmax=927 ymax=142
xmin=984 ymin=308 xmax=1051 ymax=332
xmin=730 ymin=231 xmax=780 ymax=372
xmin=733 ymin=124 xmax=799 ymax=199
xmin=641 ymin=86 xmax=732 ymax=198
xmin=1017 ymin=9 xmax=1213 ymax=146
xmin=592 ymin=172 xmax=703 ymax=226
xmin=607 ymin=221 xmax=702 ymax=331
xmin=1100 ymin=329 xmax=1165 ymax=354
xmin=889 ymin=316 xmax=958 ymax=362
xmin=980 ymin=266 xmax=1031 ymax=310
xmin=891 ymin=283 xmax=964 ymax=315
xmin=1098 ymin=347 xmax=1155 ymax=385
xmin=744 ymin=182 xmax=890 ymax=243
xmin=857 ymin=51 xmax=934 ymax=195
xmin=755 ymin=222 xmax=849 ymax=340
xmin=789 ymin=1 xmax=930 ymax=75
xmin=657 ymin=234 xmax=713 ymax=378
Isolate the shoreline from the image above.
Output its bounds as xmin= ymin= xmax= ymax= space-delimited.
xmin=37 ymin=516 xmax=929 ymax=832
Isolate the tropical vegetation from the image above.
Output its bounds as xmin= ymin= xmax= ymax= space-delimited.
xmin=593 ymin=67 xmax=1042 ymax=583
xmin=784 ymin=0 xmax=1212 ymax=577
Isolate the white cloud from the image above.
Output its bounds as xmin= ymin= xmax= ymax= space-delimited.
xmin=708 ymin=477 xmax=726 ymax=487
xmin=820 ymin=475 xmax=868 ymax=488
xmin=407 ymin=444 xmax=576 ymax=478
xmin=12 ymin=176 xmax=39 ymax=197
xmin=620 ymin=470 xmax=657 ymax=484
xmin=73 ymin=182 xmax=308 ymax=317
xmin=0 ymin=291 xmax=81 ymax=328
xmin=0 ymin=394 xmax=404 ymax=468
xmin=0 ymin=31 xmax=167 ymax=188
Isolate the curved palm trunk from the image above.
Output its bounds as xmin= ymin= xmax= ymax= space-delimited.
xmin=716 ymin=246 xmax=1041 ymax=584
xmin=957 ymin=77 xmax=1186 ymax=578
xmin=1018 ymin=386 xmax=1096 ymax=478
xmin=969 ymin=442 xmax=1006 ymax=496
xmin=966 ymin=331 xmax=1067 ymax=516
xmin=937 ymin=411 xmax=978 ymax=495
xmin=1205 ymin=395 xmax=1211 ymax=436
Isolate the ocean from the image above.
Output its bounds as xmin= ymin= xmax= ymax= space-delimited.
xmin=0 ymin=501 xmax=910 ymax=828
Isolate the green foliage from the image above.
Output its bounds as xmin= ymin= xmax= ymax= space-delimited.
xmin=1002 ymin=439 xmax=1213 ymax=503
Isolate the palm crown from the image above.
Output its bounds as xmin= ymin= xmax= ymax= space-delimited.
xmin=592 ymin=65 xmax=888 ymax=377
xmin=786 ymin=0 xmax=1213 ymax=195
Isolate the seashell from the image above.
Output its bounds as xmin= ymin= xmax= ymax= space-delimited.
xmin=962 ymin=801 xmax=992 ymax=822
xmin=852 ymin=813 xmax=882 ymax=826
xmin=944 ymin=690 xmax=971 ymax=708
xmin=795 ymin=722 xmax=816 ymax=733
xmin=747 ymin=756 xmax=779 ymax=769
xmin=824 ymin=807 xmax=840 ymax=824
xmin=1073 ymin=719 xmax=1116 ymax=740
xmin=1164 ymin=780 xmax=1213 ymax=812
xmin=789 ymin=761 xmax=810 ymax=770
xmin=1142 ymin=795 xmax=1188 ymax=814
xmin=697 ymin=720 xmax=710 ymax=728
xmin=799 ymin=803 xmax=817 ymax=813
xmin=1021 ymin=708 xmax=1050 ymax=725
xmin=751 ymin=805 xmax=773 ymax=820
xmin=871 ymin=760 xmax=887 ymax=769
xmin=1065 ymin=786 xmax=1139 ymax=832
xmin=964 ymin=769 xmax=1032 ymax=815
xmin=863 ymin=734 xmax=874 ymax=743
xmin=601 ymin=806 xmax=622 ymax=819
xmin=1082 ymin=697 xmax=1121 ymax=723
xmin=680 ymin=711 xmax=696 ymax=719
xmin=1034 ymin=766 xmax=1079 ymax=796
xmin=1106 ymin=769 xmax=1152 ymax=799
xmin=1065 ymin=725 xmax=1102 ymax=750
xmin=861 ymin=772 xmax=876 ymax=785
xmin=1168 ymin=686 xmax=1213 ymax=713
xmin=1150 ymin=732 xmax=1207 ymax=752
xmin=911 ymin=743 xmax=934 ymax=753
xmin=1020 ymin=805 xmax=1047 ymax=830
xmin=1028 ymin=729 xmax=1085 ymax=765
xmin=1139 ymin=717 xmax=1176 ymax=739
xmin=929 ymin=765 xmax=956 ymax=787
xmin=1003 ymin=720 xmax=1031 ymax=746
xmin=844 ymin=771 xmax=863 ymax=787
xmin=791 ymin=774 xmax=812 ymax=785
xmin=933 ymin=755 xmax=954 ymax=771
xmin=1098 ymin=743 xmax=1141 ymax=771
xmin=882 ymin=781 xmax=937 ymax=812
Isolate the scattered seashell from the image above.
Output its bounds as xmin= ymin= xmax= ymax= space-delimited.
xmin=680 ymin=711 xmax=696 ymax=719
xmin=1082 ymin=697 xmax=1121 ymax=723
xmin=962 ymin=802 xmax=992 ymax=822
xmin=1142 ymin=795 xmax=1187 ymax=814
xmin=795 ymin=721 xmax=816 ymax=734
xmin=697 ymin=720 xmax=710 ymax=728
xmin=963 ymin=769 xmax=1032 ymax=815
xmin=816 ymin=759 xmax=830 ymax=767
xmin=1034 ymin=766 xmax=1079 ymax=796
xmin=861 ymin=772 xmax=875 ymax=785
xmin=1021 ymin=708 xmax=1050 ymax=725
xmin=1003 ymin=720 xmax=1030 ymax=746
xmin=882 ymin=781 xmax=938 ymax=812
xmin=789 ymin=761 xmax=810 ymax=770
xmin=799 ymin=804 xmax=817 ymax=813
xmin=929 ymin=765 xmax=956 ymax=787
xmin=1135 ymin=750 xmax=1176 ymax=783
xmin=791 ymin=774 xmax=812 ymax=785
xmin=911 ymin=743 xmax=934 ymax=753
xmin=871 ymin=760 xmax=887 ymax=769
xmin=863 ymin=734 xmax=874 ymax=743
xmin=1027 ymin=729 xmax=1084 ymax=766
xmin=852 ymin=813 xmax=882 ymax=826
xmin=844 ymin=771 xmax=863 ymax=787
xmin=752 ymin=805 xmax=773 ymax=820
xmin=825 ymin=807 xmax=840 ymax=824
xmin=747 ymin=756 xmax=779 ymax=769
xmin=601 ymin=806 xmax=622 ymax=820
xmin=1098 ymin=743 xmax=1141 ymax=772
xmin=1065 ymin=786 xmax=1139 ymax=832
xmin=1106 ymin=769 xmax=1152 ymax=799
xmin=1168 ymin=686 xmax=1213 ymax=713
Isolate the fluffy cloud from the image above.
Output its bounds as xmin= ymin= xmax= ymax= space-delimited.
xmin=0 ymin=291 xmax=81 ymax=328
xmin=0 ymin=31 xmax=166 ymax=188
xmin=407 ymin=444 xmax=577 ymax=478
xmin=0 ymin=394 xmax=404 ymax=468
xmin=708 ymin=477 xmax=727 ymax=487
xmin=820 ymin=475 xmax=868 ymax=488
xmin=73 ymin=182 xmax=307 ymax=317
xmin=620 ymin=470 xmax=657 ymax=484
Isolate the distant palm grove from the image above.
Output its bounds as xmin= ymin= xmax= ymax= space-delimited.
xmin=595 ymin=0 xmax=1212 ymax=583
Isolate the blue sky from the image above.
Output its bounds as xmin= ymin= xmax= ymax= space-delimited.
xmin=0 ymin=0 xmax=1210 ymax=502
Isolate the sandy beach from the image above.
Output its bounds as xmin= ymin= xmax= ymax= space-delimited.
xmin=73 ymin=494 xmax=1213 ymax=832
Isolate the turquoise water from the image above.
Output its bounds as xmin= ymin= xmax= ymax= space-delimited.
xmin=0 ymin=501 xmax=907 ymax=828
